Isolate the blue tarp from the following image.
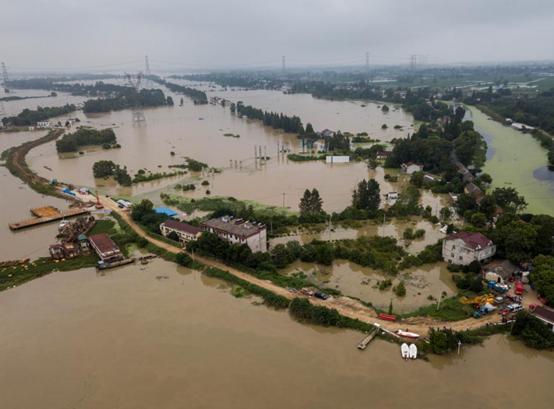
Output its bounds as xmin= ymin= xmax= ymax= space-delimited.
xmin=154 ymin=207 xmax=178 ymax=217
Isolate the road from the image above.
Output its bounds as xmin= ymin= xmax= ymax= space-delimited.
xmin=98 ymin=194 xmax=505 ymax=337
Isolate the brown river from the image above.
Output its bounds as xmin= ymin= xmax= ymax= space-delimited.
xmin=0 ymin=259 xmax=553 ymax=409
xmin=1 ymin=86 xmax=553 ymax=408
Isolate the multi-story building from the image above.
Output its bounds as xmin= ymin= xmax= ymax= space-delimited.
xmin=160 ymin=219 xmax=202 ymax=245
xmin=442 ymin=231 xmax=496 ymax=266
xmin=201 ymin=216 xmax=267 ymax=253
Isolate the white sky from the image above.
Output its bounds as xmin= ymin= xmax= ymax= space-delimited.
xmin=1 ymin=0 xmax=553 ymax=72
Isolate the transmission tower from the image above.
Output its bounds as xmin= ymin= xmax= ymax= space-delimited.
xmin=0 ymin=101 xmax=6 ymax=127
xmin=281 ymin=56 xmax=286 ymax=73
xmin=365 ymin=51 xmax=370 ymax=79
xmin=1 ymin=62 xmax=10 ymax=93
xmin=410 ymin=55 xmax=417 ymax=71
xmin=124 ymin=71 xmax=146 ymax=123
xmin=144 ymin=55 xmax=151 ymax=75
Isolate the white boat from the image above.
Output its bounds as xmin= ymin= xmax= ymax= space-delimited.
xmin=409 ymin=343 xmax=418 ymax=359
xmin=401 ymin=343 xmax=410 ymax=359
xmin=58 ymin=219 xmax=70 ymax=231
xmin=396 ymin=329 xmax=420 ymax=339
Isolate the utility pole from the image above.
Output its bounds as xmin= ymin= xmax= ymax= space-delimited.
xmin=144 ymin=55 xmax=151 ymax=76
xmin=124 ymin=72 xmax=146 ymax=122
xmin=281 ymin=56 xmax=286 ymax=74
xmin=282 ymin=192 xmax=286 ymax=208
xmin=365 ymin=51 xmax=370 ymax=79
xmin=1 ymin=62 xmax=9 ymax=93
xmin=410 ymin=54 xmax=417 ymax=71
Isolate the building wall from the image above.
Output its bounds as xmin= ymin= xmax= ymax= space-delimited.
xmin=160 ymin=225 xmax=199 ymax=245
xmin=442 ymin=238 xmax=496 ymax=265
xmin=204 ymin=226 xmax=267 ymax=253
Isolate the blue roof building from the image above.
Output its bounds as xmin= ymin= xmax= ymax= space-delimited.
xmin=154 ymin=207 xmax=178 ymax=217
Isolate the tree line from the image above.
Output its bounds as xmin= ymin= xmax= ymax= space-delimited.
xmin=235 ymin=102 xmax=304 ymax=134
xmin=56 ymin=128 xmax=117 ymax=152
xmin=1 ymin=104 xmax=76 ymax=127
xmin=149 ymin=77 xmax=208 ymax=105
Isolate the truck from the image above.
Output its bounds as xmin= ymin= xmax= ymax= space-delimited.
xmin=514 ymin=281 xmax=525 ymax=296
xmin=487 ymin=280 xmax=508 ymax=294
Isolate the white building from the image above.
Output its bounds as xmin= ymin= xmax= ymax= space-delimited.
xmin=326 ymin=155 xmax=350 ymax=164
xmin=384 ymin=192 xmax=399 ymax=206
xmin=160 ymin=219 xmax=202 ymax=245
xmin=401 ymin=162 xmax=423 ymax=174
xmin=36 ymin=121 xmax=51 ymax=128
xmin=442 ymin=232 xmax=496 ymax=266
xmin=202 ymin=216 xmax=267 ymax=252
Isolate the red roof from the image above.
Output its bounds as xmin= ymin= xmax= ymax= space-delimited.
xmin=533 ymin=305 xmax=554 ymax=324
xmin=161 ymin=219 xmax=202 ymax=235
xmin=88 ymin=233 xmax=120 ymax=255
xmin=446 ymin=232 xmax=493 ymax=250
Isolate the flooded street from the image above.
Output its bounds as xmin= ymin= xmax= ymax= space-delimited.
xmin=0 ymin=259 xmax=553 ymax=409
xmin=468 ymin=105 xmax=554 ymax=215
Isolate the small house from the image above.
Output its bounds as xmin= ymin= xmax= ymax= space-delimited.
xmin=401 ymin=162 xmax=423 ymax=174
xmin=442 ymin=231 xmax=496 ymax=266
xmin=384 ymin=192 xmax=399 ymax=206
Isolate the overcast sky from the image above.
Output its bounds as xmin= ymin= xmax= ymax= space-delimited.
xmin=1 ymin=0 xmax=553 ymax=72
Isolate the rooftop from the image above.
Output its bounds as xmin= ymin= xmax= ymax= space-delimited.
xmin=446 ymin=231 xmax=493 ymax=250
xmin=155 ymin=207 xmax=178 ymax=217
xmin=533 ymin=305 xmax=554 ymax=324
xmin=202 ymin=216 xmax=265 ymax=238
xmin=161 ymin=219 xmax=202 ymax=235
xmin=88 ymin=233 xmax=121 ymax=255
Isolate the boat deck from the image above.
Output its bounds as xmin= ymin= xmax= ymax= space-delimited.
xmin=9 ymin=208 xmax=91 ymax=230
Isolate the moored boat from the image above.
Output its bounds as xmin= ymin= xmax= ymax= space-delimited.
xmin=396 ymin=329 xmax=420 ymax=339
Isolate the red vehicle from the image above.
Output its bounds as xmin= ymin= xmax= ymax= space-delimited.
xmin=378 ymin=313 xmax=397 ymax=322
xmin=514 ymin=281 xmax=524 ymax=296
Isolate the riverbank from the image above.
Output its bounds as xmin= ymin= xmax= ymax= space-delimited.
xmin=468 ymin=105 xmax=554 ymax=215
xmin=1 ymin=123 xmax=515 ymax=351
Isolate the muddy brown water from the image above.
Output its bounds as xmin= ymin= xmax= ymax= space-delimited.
xmin=0 ymin=130 xmax=68 ymax=260
xmin=21 ymin=84 xmax=412 ymax=209
xmin=0 ymin=259 xmax=552 ymax=409
xmin=281 ymin=260 xmax=456 ymax=312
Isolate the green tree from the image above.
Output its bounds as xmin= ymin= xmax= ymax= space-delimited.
xmin=492 ymin=187 xmax=527 ymax=213
xmin=493 ymin=220 xmax=538 ymax=263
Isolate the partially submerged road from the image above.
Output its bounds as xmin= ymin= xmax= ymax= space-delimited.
xmin=99 ymin=195 xmax=503 ymax=337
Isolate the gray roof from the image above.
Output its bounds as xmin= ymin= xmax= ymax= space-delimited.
xmin=161 ymin=219 xmax=202 ymax=235
xmin=202 ymin=216 xmax=265 ymax=238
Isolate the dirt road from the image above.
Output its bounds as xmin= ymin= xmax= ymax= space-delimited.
xmin=99 ymin=195 xmax=503 ymax=337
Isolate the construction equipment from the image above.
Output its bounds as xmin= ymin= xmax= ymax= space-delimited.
xmin=460 ymin=294 xmax=495 ymax=306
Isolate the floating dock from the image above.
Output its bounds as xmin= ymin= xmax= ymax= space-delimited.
xmin=9 ymin=207 xmax=90 ymax=230
xmin=357 ymin=325 xmax=380 ymax=350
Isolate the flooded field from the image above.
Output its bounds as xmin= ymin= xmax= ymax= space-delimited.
xmin=270 ymin=218 xmax=445 ymax=254
xmin=0 ymin=259 xmax=553 ymax=409
xmin=209 ymin=88 xmax=414 ymax=141
xmin=281 ymin=260 xmax=455 ymax=312
xmin=0 ymin=88 xmax=88 ymax=116
xmin=468 ymin=105 xmax=554 ymax=215
xmin=22 ymin=85 xmax=439 ymax=213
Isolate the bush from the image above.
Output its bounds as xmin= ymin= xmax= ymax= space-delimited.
xmin=176 ymin=252 xmax=193 ymax=267
xmin=511 ymin=311 xmax=554 ymax=349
